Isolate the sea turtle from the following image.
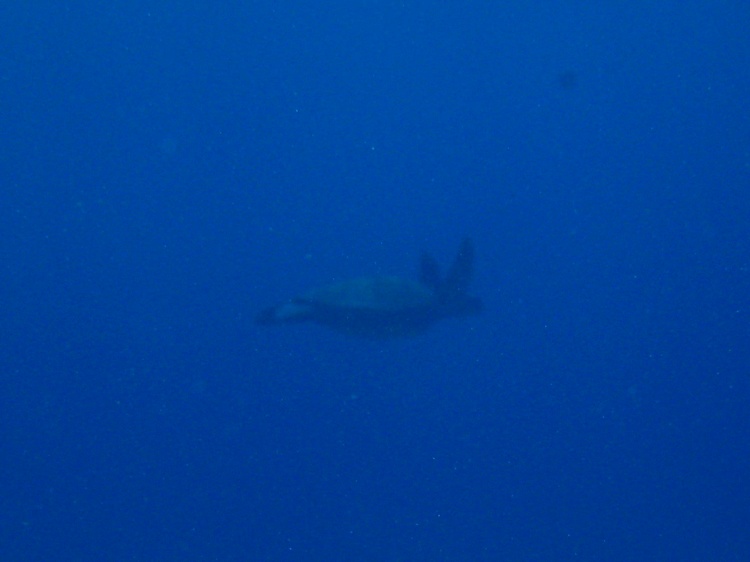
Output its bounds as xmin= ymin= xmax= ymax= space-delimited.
xmin=256 ymin=239 xmax=482 ymax=338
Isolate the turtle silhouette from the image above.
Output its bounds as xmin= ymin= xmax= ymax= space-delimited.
xmin=256 ymin=239 xmax=481 ymax=338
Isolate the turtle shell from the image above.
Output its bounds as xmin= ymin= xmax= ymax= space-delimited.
xmin=298 ymin=276 xmax=435 ymax=312
xmin=288 ymin=276 xmax=438 ymax=337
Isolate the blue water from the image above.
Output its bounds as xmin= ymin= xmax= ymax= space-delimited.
xmin=2 ymin=2 xmax=748 ymax=560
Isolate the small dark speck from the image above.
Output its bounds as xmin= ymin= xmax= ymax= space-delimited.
xmin=557 ymin=70 xmax=579 ymax=90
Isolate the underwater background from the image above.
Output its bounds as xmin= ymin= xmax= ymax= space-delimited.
xmin=1 ymin=1 xmax=749 ymax=560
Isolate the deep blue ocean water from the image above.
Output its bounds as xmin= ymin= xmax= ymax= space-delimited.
xmin=1 ymin=2 xmax=749 ymax=560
